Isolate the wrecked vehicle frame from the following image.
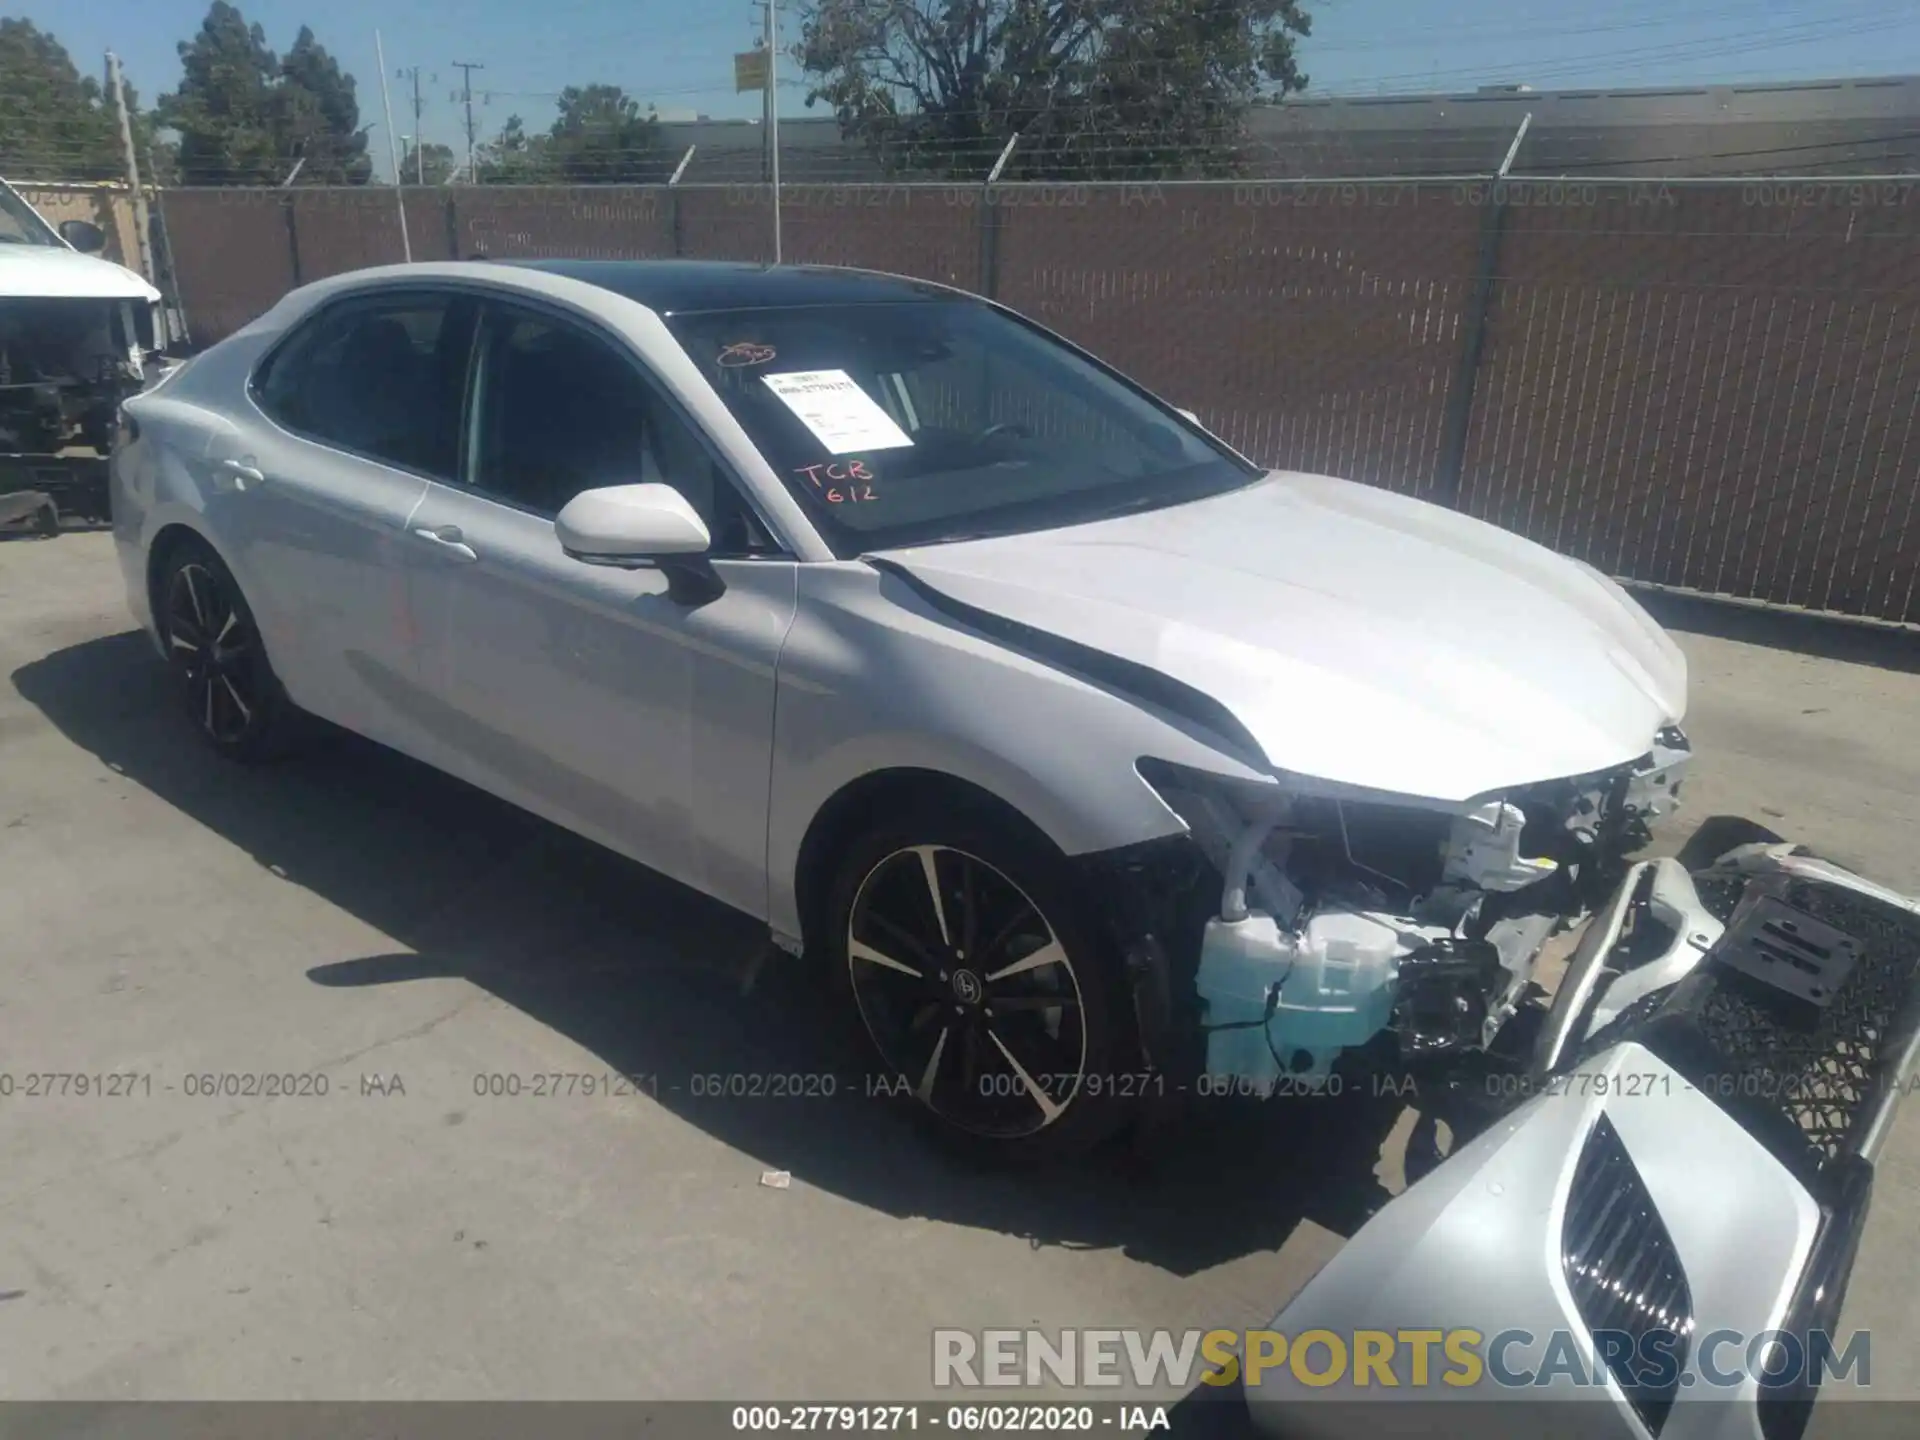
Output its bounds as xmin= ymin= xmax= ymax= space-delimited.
xmin=1 ymin=177 xmax=163 ymax=526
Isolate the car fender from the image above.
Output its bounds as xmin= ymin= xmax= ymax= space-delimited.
xmin=116 ymin=384 xmax=286 ymax=661
xmin=766 ymin=562 xmax=1274 ymax=943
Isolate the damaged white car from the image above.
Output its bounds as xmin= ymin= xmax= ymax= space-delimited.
xmin=112 ymin=259 xmax=1700 ymax=1156
xmin=2 ymin=176 xmax=162 ymax=526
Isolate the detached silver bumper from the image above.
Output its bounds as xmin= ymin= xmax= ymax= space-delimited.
xmin=1247 ymin=848 xmax=1920 ymax=1440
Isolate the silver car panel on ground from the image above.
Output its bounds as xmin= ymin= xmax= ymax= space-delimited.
xmin=1250 ymin=844 xmax=1920 ymax=1440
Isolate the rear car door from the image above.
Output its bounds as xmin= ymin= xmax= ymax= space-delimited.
xmin=237 ymin=289 xmax=477 ymax=755
xmin=403 ymin=296 xmax=796 ymax=917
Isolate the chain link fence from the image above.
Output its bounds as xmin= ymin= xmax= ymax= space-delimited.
xmin=156 ymin=176 xmax=1920 ymax=623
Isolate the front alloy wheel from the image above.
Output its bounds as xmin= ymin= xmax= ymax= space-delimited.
xmin=166 ymin=560 xmax=259 ymax=745
xmin=157 ymin=540 xmax=301 ymax=760
xmin=849 ymin=845 xmax=1089 ymax=1140
xmin=832 ymin=812 xmax=1137 ymax=1161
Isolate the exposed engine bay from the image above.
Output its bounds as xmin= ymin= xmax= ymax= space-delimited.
xmin=0 ymin=297 xmax=152 ymax=522
xmin=1137 ymin=727 xmax=1694 ymax=1100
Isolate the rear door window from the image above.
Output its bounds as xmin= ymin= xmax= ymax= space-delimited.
xmin=253 ymin=293 xmax=474 ymax=480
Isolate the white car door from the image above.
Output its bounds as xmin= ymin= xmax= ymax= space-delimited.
xmin=233 ymin=289 xmax=478 ymax=756
xmin=403 ymin=297 xmax=797 ymax=918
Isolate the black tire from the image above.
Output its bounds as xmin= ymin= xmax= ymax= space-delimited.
xmin=826 ymin=804 xmax=1138 ymax=1165
xmin=155 ymin=538 xmax=305 ymax=761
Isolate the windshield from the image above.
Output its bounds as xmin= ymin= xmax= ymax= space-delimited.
xmin=0 ymin=184 xmax=61 ymax=246
xmin=665 ymin=300 xmax=1260 ymax=555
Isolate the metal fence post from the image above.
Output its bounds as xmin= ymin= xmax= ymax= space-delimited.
xmin=444 ymin=193 xmax=460 ymax=260
xmin=667 ymin=147 xmax=694 ymax=259
xmin=976 ymin=134 xmax=1020 ymax=301
xmin=281 ymin=194 xmax=303 ymax=287
xmin=1432 ymin=115 xmax=1532 ymax=508
xmin=977 ymin=190 xmax=1000 ymax=300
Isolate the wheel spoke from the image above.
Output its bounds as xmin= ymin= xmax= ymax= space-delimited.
xmin=215 ymin=609 xmax=240 ymax=646
xmin=169 ymin=628 xmax=202 ymax=654
xmin=987 ymin=1028 xmax=1063 ymax=1123
xmin=849 ymin=937 xmax=921 ymax=979
xmin=961 ymin=1024 xmax=982 ymax=1091
xmin=868 ymin=909 xmax=940 ymax=972
xmin=915 ymin=846 xmax=952 ymax=948
xmin=182 ymin=567 xmax=210 ymax=630
xmin=978 ymin=902 xmax=1039 ymax=967
xmin=201 ymin=675 xmax=217 ymax=732
xmin=220 ymin=674 xmax=253 ymax=724
xmin=985 ymin=939 xmax=1066 ymax=984
xmin=915 ymin=1027 xmax=950 ymax=1102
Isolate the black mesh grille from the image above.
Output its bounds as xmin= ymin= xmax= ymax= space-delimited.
xmin=1563 ymin=1115 xmax=1692 ymax=1433
xmin=1688 ymin=880 xmax=1918 ymax=1163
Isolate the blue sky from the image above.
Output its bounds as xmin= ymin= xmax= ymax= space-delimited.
xmin=21 ymin=0 xmax=1920 ymax=177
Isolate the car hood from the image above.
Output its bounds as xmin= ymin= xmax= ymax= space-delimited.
xmin=869 ymin=472 xmax=1687 ymax=803
xmin=0 ymin=244 xmax=161 ymax=301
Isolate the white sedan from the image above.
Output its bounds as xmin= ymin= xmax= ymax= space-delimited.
xmin=113 ymin=258 xmax=1692 ymax=1164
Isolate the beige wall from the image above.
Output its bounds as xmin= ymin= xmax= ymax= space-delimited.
xmin=14 ymin=182 xmax=145 ymax=276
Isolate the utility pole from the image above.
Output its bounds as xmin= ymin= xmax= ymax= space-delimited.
xmin=451 ymin=60 xmax=485 ymax=184
xmin=105 ymin=52 xmax=154 ymax=284
xmin=399 ymin=65 xmax=427 ymax=183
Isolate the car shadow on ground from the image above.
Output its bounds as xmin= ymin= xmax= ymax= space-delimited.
xmin=14 ymin=631 xmax=1403 ymax=1286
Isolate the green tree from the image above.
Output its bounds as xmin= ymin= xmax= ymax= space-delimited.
xmin=0 ymin=19 xmax=123 ymax=181
xmin=399 ymin=139 xmax=457 ymax=185
xmin=275 ymin=25 xmax=371 ymax=184
xmin=545 ymin=85 xmax=665 ymax=183
xmin=156 ymin=2 xmax=281 ymax=184
xmin=797 ymin=0 xmax=1312 ymax=179
xmin=478 ymin=113 xmax=554 ymax=184
xmin=158 ymin=4 xmax=369 ymax=185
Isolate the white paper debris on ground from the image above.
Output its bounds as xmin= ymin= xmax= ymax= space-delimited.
xmin=759 ymin=1169 xmax=792 ymax=1189
xmin=761 ymin=370 xmax=914 ymax=454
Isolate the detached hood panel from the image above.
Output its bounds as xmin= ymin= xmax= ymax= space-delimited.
xmin=872 ymin=472 xmax=1687 ymax=803
xmin=0 ymin=245 xmax=161 ymax=301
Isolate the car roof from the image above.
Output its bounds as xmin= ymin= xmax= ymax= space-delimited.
xmin=500 ymin=259 xmax=959 ymax=316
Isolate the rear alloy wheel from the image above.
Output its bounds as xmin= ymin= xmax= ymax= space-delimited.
xmin=159 ymin=542 xmax=301 ymax=760
xmin=832 ymin=814 xmax=1134 ymax=1162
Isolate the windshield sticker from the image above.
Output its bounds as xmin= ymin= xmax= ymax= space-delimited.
xmin=796 ymin=460 xmax=878 ymax=504
xmin=761 ymin=369 xmax=914 ymax=454
xmin=717 ymin=341 xmax=777 ymax=368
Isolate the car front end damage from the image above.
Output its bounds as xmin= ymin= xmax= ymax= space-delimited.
xmin=1094 ymin=728 xmax=1694 ymax=1110
xmin=1075 ymin=735 xmax=1919 ymax=1435
xmin=0 ymin=296 xmax=155 ymax=527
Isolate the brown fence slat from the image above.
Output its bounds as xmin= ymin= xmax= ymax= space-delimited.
xmin=158 ymin=189 xmax=298 ymax=346
xmin=994 ymin=182 xmax=1480 ymax=497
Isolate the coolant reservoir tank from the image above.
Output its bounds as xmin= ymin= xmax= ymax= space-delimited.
xmin=1198 ymin=910 xmax=1403 ymax=1086
xmin=1196 ymin=911 xmax=1294 ymax=1091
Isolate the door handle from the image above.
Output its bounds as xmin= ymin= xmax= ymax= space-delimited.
xmin=412 ymin=525 xmax=478 ymax=562
xmin=217 ymin=458 xmax=266 ymax=489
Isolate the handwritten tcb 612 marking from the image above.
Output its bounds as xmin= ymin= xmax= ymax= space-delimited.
xmin=796 ymin=459 xmax=878 ymax=503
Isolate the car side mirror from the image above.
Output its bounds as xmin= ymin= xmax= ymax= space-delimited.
xmin=59 ymin=219 xmax=107 ymax=254
xmin=555 ymin=483 xmax=725 ymax=604
xmin=556 ymin=483 xmax=711 ymax=563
